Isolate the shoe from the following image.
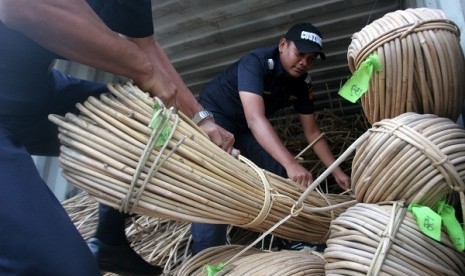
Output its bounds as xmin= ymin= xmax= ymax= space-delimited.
xmin=87 ymin=237 xmax=163 ymax=276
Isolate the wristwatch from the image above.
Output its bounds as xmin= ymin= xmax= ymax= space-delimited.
xmin=192 ymin=110 xmax=214 ymax=125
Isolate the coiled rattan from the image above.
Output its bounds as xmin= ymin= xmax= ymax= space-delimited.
xmin=347 ymin=8 xmax=465 ymax=124
xmin=176 ymin=245 xmax=325 ymax=276
xmin=324 ymin=202 xmax=465 ymax=276
xmin=351 ymin=112 xmax=465 ymax=213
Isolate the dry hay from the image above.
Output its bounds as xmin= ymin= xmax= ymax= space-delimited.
xmin=347 ymin=8 xmax=465 ymax=124
xmin=324 ymin=202 xmax=465 ymax=275
xmin=271 ymin=107 xmax=369 ymax=193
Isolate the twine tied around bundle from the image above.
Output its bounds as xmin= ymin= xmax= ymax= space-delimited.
xmin=120 ymin=98 xmax=180 ymax=214
xmin=49 ymin=81 xmax=356 ymax=249
xmin=347 ymin=8 xmax=465 ymax=124
xmin=119 ymin=102 xmax=299 ymax=227
xmin=206 ymin=135 xmax=360 ymax=274
xmin=367 ymin=201 xmax=407 ymax=275
xmin=359 ymin=116 xmax=465 ymax=229
xmin=370 ymin=119 xmax=465 ymax=196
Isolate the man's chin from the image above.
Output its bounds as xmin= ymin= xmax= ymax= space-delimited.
xmin=289 ymin=70 xmax=304 ymax=78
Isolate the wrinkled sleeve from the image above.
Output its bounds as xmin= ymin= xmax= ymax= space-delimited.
xmin=237 ymin=53 xmax=265 ymax=95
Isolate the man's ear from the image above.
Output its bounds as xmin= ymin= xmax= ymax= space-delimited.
xmin=278 ymin=38 xmax=288 ymax=52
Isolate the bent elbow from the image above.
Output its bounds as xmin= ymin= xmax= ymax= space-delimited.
xmin=246 ymin=118 xmax=258 ymax=132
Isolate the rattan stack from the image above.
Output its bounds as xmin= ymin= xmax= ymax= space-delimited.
xmin=347 ymin=8 xmax=465 ymax=124
xmin=325 ymin=202 xmax=465 ymax=275
xmin=176 ymin=245 xmax=325 ymax=276
xmin=351 ymin=112 xmax=465 ymax=208
xmin=323 ymin=112 xmax=465 ymax=275
xmin=49 ymin=82 xmax=355 ymax=245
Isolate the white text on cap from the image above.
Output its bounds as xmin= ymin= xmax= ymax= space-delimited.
xmin=300 ymin=31 xmax=322 ymax=47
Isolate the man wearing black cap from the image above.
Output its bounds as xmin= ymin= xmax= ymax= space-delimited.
xmin=191 ymin=23 xmax=351 ymax=254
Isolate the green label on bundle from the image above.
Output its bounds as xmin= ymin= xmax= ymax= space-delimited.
xmin=150 ymin=104 xmax=171 ymax=147
xmin=437 ymin=200 xmax=465 ymax=251
xmin=408 ymin=203 xmax=442 ymax=242
xmin=204 ymin=263 xmax=224 ymax=276
xmin=338 ymin=54 xmax=382 ymax=103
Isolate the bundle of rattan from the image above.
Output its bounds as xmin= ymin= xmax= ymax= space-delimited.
xmin=176 ymin=245 xmax=325 ymax=276
xmin=49 ymin=82 xmax=355 ymax=244
xmin=61 ymin=192 xmax=192 ymax=275
xmin=324 ymin=202 xmax=465 ymax=275
xmin=347 ymin=8 xmax=465 ymax=124
xmin=351 ymin=112 xmax=465 ymax=214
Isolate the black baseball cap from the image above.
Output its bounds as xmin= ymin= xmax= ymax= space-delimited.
xmin=284 ymin=23 xmax=326 ymax=60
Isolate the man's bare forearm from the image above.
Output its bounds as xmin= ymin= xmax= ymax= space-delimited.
xmin=128 ymin=36 xmax=204 ymax=117
xmin=0 ymin=0 xmax=153 ymax=85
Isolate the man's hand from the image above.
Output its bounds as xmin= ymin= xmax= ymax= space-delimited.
xmin=333 ymin=170 xmax=351 ymax=191
xmin=137 ymin=70 xmax=178 ymax=108
xmin=285 ymin=161 xmax=313 ymax=187
xmin=198 ymin=119 xmax=235 ymax=153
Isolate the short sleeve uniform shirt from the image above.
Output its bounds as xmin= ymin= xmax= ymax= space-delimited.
xmin=199 ymin=46 xmax=314 ymax=132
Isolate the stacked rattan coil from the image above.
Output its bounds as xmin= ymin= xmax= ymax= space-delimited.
xmin=49 ymin=82 xmax=355 ymax=244
xmin=324 ymin=202 xmax=465 ymax=275
xmin=347 ymin=8 xmax=465 ymax=124
xmin=321 ymin=112 xmax=465 ymax=275
xmin=351 ymin=112 xmax=465 ymax=209
xmin=176 ymin=245 xmax=325 ymax=276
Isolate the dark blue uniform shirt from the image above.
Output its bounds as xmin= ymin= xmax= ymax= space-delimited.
xmin=199 ymin=46 xmax=314 ymax=132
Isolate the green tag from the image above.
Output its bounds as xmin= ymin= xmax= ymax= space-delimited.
xmin=408 ymin=203 xmax=442 ymax=241
xmin=149 ymin=105 xmax=171 ymax=147
xmin=436 ymin=201 xmax=465 ymax=251
xmin=204 ymin=263 xmax=224 ymax=276
xmin=338 ymin=54 xmax=382 ymax=103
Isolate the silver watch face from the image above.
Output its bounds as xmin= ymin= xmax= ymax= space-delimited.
xmin=193 ymin=110 xmax=213 ymax=124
